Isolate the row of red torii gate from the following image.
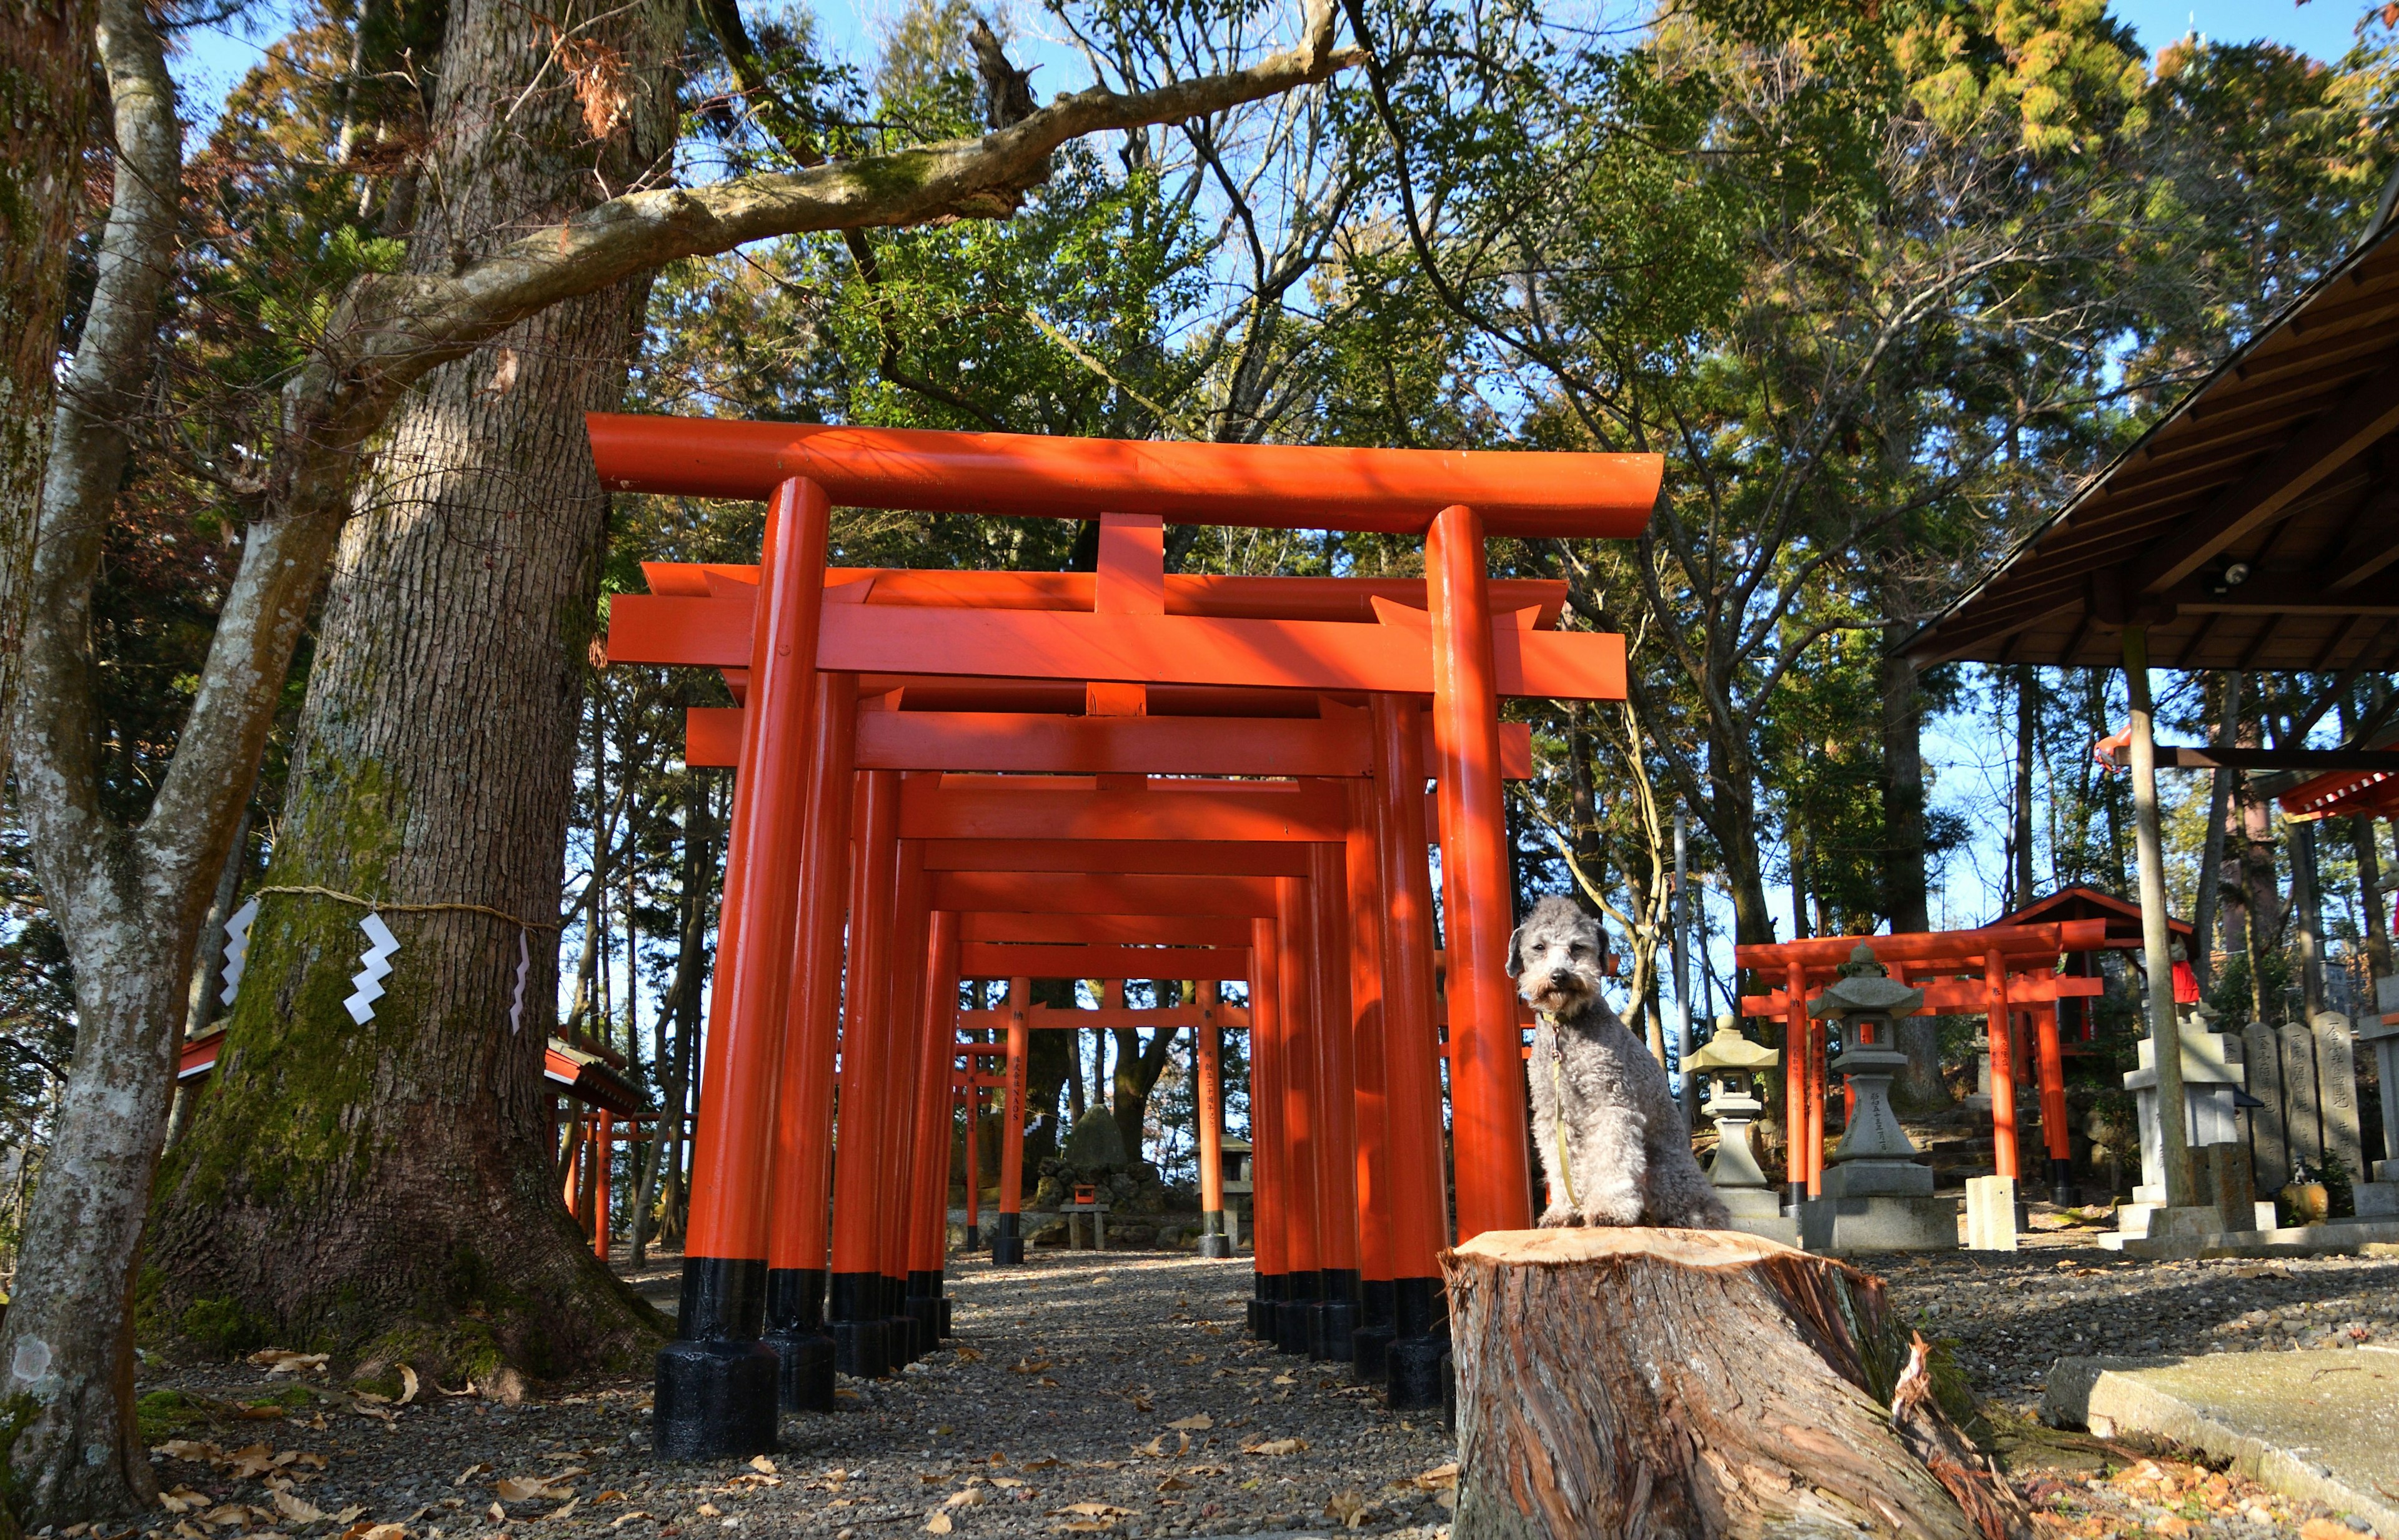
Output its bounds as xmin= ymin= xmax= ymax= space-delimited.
xmin=590 ymin=414 xmax=1660 ymax=1459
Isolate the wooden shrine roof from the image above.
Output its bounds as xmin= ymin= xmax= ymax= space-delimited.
xmin=1900 ymin=217 xmax=2399 ymax=671
xmin=1991 ymin=885 xmax=2192 ymax=945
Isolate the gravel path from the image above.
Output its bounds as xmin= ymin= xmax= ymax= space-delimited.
xmin=116 ymin=1243 xmax=2399 ymax=1540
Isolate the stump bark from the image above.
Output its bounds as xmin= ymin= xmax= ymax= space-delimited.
xmin=1443 ymin=1228 xmax=2026 ymax=1539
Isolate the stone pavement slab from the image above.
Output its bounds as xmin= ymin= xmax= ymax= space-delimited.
xmin=2041 ymin=1349 xmax=2399 ymax=1535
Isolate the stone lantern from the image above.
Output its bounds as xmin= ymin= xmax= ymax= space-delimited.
xmin=1682 ymin=1015 xmax=1781 ymax=1229
xmin=1799 ymin=945 xmax=1954 ymax=1253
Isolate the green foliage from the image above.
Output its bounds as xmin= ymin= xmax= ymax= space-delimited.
xmin=176 ymin=1296 xmax=270 ymax=1358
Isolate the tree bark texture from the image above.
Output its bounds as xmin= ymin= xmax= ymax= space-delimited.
xmin=1 ymin=0 xmax=187 ymax=1523
xmin=149 ymin=0 xmax=685 ymax=1379
xmin=0 ymin=0 xmax=96 ymax=793
xmin=1443 ymin=1228 xmax=2023 ymax=1540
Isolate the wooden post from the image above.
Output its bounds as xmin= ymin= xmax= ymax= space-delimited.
xmin=1307 ymin=837 xmax=1363 ymax=1361
xmin=1444 ymin=1230 xmax=2025 ymax=1539
xmin=2123 ymin=626 xmax=2193 ymax=1209
xmin=1196 ymin=981 xmax=1232 ymax=1258
xmin=760 ymin=670 xmax=854 ymax=1412
xmin=906 ymin=909 xmax=960 ymax=1346
xmin=1273 ymin=877 xmax=1323 ymax=1353
xmin=1425 ymin=504 xmax=1533 ymax=1238
xmin=993 ymin=975 xmax=1031 ymax=1263
xmin=1248 ymin=918 xmax=1287 ymax=1338
xmin=961 ymin=1076 xmax=981 ymax=1248
xmin=2034 ymin=988 xmax=2072 ymax=1205
xmin=828 ymin=769 xmax=900 ymax=1376
xmin=1784 ymin=958 xmax=1808 ymax=1210
xmin=1984 ymin=951 xmax=2020 ymax=1181
xmin=1343 ymin=776 xmax=1394 ymax=1374
xmin=657 ymin=475 xmax=830 ymax=1459
xmin=593 ymin=1108 xmax=613 ymax=1262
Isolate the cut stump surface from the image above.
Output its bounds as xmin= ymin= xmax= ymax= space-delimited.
xmin=1443 ymin=1227 xmax=2021 ymax=1539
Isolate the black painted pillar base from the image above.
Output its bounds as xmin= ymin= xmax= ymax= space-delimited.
xmin=903 ymin=1269 xmax=942 ymax=1350
xmin=939 ymin=1296 xmax=953 ymax=1338
xmin=1273 ymin=1269 xmax=1319 ymax=1355
xmin=1308 ymin=1268 xmax=1359 ymax=1363
xmin=827 ymin=1272 xmax=889 ymax=1379
xmin=1246 ymin=1273 xmax=1278 ymax=1339
xmin=762 ymin=1267 xmax=834 ymax=1413
xmin=882 ymin=1275 xmax=919 ymax=1364
xmin=654 ymin=1258 xmax=778 ymax=1459
xmin=963 ymin=1224 xmax=980 ymax=1249
xmin=1196 ymin=1209 xmax=1234 ymax=1259
xmin=1351 ymin=1278 xmax=1396 ymax=1383
xmin=1386 ymin=1331 xmax=1451 ymax=1413
xmin=2050 ymin=1157 xmax=2075 ymax=1209
xmin=990 ymin=1211 xmax=1025 ymax=1266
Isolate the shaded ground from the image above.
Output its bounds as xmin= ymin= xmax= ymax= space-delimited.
xmin=107 ymin=1241 xmax=2399 ymax=1539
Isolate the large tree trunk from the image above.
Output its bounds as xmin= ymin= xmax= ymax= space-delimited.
xmin=148 ymin=0 xmax=682 ymax=1381
xmin=1443 ymin=1229 xmax=2027 ymax=1539
xmin=1880 ymin=633 xmax=1946 ymax=1113
xmin=0 ymin=0 xmax=96 ymax=790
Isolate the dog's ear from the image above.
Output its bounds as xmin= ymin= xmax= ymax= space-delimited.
xmin=1505 ymin=925 xmax=1527 ymax=978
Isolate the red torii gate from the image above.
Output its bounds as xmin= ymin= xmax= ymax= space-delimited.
xmin=1738 ymin=923 xmax=2106 ymax=1208
xmin=595 ymin=412 xmax=1654 ymax=1459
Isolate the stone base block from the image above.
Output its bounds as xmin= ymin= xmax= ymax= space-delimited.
xmin=1821 ymin=1160 xmax=1934 ymax=1198
xmin=1716 ymin=1186 xmax=1784 ymax=1219
xmin=1797 ymin=1195 xmax=1959 ymax=1254
xmin=1719 ymin=1211 xmax=1800 ymax=1246
xmin=1964 ymin=1175 xmax=2017 ymax=1251
xmin=2353 ymin=1181 xmax=2399 ymax=1219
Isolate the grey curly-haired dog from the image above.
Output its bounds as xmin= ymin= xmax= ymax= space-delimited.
xmin=1511 ymin=895 xmax=1729 ymax=1230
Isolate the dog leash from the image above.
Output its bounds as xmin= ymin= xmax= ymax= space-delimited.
xmin=1540 ymin=1011 xmax=1579 ymax=1211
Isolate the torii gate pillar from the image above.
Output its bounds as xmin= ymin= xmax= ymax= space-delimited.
xmin=1426 ymin=505 xmax=1533 ymax=1238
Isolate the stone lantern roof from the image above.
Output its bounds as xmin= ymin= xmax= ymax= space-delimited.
xmin=1682 ymin=1015 xmax=1779 ymax=1072
xmin=1809 ymin=944 xmax=1925 ymax=1022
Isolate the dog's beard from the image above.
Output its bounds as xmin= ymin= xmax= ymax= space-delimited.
xmin=1522 ymin=975 xmax=1593 ymax=1015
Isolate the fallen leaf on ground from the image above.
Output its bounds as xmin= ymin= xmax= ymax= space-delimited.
xmin=235 ymin=1405 xmax=287 ymax=1421
xmin=1155 ymin=1477 xmax=1193 ymax=1493
xmin=609 ymin=1513 xmax=654 ymax=1528
xmin=942 ymin=1490 xmax=984 ymax=1509
xmin=154 ymin=1441 xmax=224 ymax=1463
xmin=287 ymin=1453 xmax=327 ymax=1469
xmin=454 ymin=1465 xmax=492 ymax=1486
xmin=1020 ymin=1459 xmax=1060 ymax=1471
xmin=1048 ymin=1503 xmax=1132 ymax=1518
xmin=747 ymin=1457 xmax=775 ymax=1476
xmin=951 ymin=1347 xmax=983 ymax=1363
xmin=545 ymin=1499 xmax=580 ymax=1522
xmin=2301 ymin=1524 xmax=2371 ymax=1540
xmin=247 ymin=1349 xmax=330 ymax=1376
xmin=921 ymin=1516 xmax=951 ymax=1536
xmin=496 ymin=1478 xmax=567 ymax=1503
xmin=1409 ymin=1463 xmax=1460 ymax=1490
xmin=1241 ymin=1438 xmax=1307 ymax=1457
xmin=395 ymin=1366 xmax=419 ymax=1407
xmin=1035 ymin=1376 xmax=1060 ymax=1387
xmin=1327 ymin=1489 xmax=1371 ymax=1529
xmin=1009 ymin=1358 xmax=1053 ymax=1374
xmin=695 ymin=1505 xmax=721 ymax=1518
xmin=227 ymin=1445 xmax=281 ymax=1480
xmin=329 ymin=1511 xmax=368 ymax=1528
xmin=1130 ymin=1395 xmax=1152 ymax=1413
xmin=1271 ymin=1374 xmax=1294 ymax=1386
xmin=988 ymin=1477 xmax=1023 ymax=1489
xmin=487 ymin=1504 xmax=505 ymax=1523
xmin=271 ymin=1489 xmax=327 ymax=1523
xmin=596 ymin=1491 xmax=626 ymax=1503
xmin=1165 ymin=1414 xmax=1211 ymax=1431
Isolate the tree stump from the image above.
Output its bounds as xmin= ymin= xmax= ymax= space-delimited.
xmin=1443 ymin=1228 xmax=2027 ymax=1539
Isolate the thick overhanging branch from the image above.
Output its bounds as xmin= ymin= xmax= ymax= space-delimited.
xmin=291 ymin=0 xmax=1354 ymax=463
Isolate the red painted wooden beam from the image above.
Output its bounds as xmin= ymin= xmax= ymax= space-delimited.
xmin=608 ymin=595 xmax=1626 ymax=700
xmin=900 ymin=776 xmax=1346 ymax=843
xmin=587 ymin=413 xmax=1662 ymax=539
xmin=956 ymin=941 xmax=1249 ymax=976
xmin=928 ymin=870 xmax=1281 ymax=920
xmin=923 ymin=838 xmax=1312 ymax=878
xmin=680 ymin=705 xmax=1534 ymax=779
xmin=641 ymin=563 xmax=1572 ymax=628
xmin=1733 ymin=921 xmax=2108 ymax=971
xmin=959 ymin=913 xmax=1254 ymax=946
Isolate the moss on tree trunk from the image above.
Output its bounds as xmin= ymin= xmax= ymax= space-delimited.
xmin=146 ymin=0 xmax=683 ymax=1384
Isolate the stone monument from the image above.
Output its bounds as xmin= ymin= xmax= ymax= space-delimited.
xmin=1682 ymin=1015 xmax=1787 ymax=1242
xmin=2344 ymin=990 xmax=2398 ymax=1216
xmin=2102 ymin=1003 xmax=2261 ymax=1249
xmin=1796 ymin=946 xmax=1957 ymax=1254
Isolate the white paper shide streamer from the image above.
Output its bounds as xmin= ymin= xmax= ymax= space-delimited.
xmin=344 ymin=912 xmax=400 ymax=1025
xmin=218 ymin=897 xmax=261 ymax=1010
xmin=508 ymin=928 xmax=530 ymax=1035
